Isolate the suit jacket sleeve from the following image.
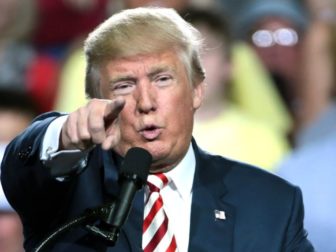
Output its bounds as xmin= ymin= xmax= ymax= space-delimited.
xmin=0 ymin=112 xmax=77 ymax=235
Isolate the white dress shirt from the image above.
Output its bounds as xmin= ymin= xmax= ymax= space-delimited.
xmin=40 ymin=118 xmax=196 ymax=251
xmin=158 ymin=144 xmax=195 ymax=252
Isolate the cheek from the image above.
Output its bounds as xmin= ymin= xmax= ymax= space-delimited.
xmin=118 ymin=105 xmax=135 ymax=130
xmin=166 ymin=93 xmax=194 ymax=130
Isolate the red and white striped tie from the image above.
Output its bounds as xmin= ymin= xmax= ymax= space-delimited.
xmin=142 ymin=173 xmax=177 ymax=252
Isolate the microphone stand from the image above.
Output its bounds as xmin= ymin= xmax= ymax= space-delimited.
xmin=33 ymin=201 xmax=120 ymax=252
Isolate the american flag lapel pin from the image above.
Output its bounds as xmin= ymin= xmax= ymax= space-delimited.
xmin=214 ymin=209 xmax=226 ymax=220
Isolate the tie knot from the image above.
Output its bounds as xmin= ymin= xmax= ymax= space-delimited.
xmin=147 ymin=173 xmax=169 ymax=192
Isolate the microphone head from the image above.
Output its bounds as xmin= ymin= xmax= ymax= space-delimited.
xmin=121 ymin=147 xmax=152 ymax=183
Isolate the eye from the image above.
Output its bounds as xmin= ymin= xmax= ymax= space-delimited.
xmin=112 ymin=81 xmax=135 ymax=95
xmin=155 ymin=74 xmax=173 ymax=87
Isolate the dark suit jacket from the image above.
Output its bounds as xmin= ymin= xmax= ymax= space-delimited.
xmin=1 ymin=112 xmax=314 ymax=251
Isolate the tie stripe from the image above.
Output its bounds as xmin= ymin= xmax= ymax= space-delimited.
xmin=143 ymin=195 xmax=163 ymax=232
xmin=142 ymin=173 xmax=177 ymax=252
xmin=167 ymin=236 xmax=177 ymax=252
xmin=144 ymin=216 xmax=169 ymax=251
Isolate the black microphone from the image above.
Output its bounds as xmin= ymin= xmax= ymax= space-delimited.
xmin=101 ymin=147 xmax=152 ymax=243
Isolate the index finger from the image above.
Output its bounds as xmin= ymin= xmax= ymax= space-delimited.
xmin=88 ymin=98 xmax=124 ymax=145
xmin=104 ymin=97 xmax=125 ymax=123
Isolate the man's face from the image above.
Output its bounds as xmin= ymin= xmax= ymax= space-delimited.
xmin=250 ymin=17 xmax=301 ymax=82
xmin=0 ymin=109 xmax=33 ymax=142
xmin=99 ymin=50 xmax=203 ymax=172
xmin=0 ymin=212 xmax=23 ymax=252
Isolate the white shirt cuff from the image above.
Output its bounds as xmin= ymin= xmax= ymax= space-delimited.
xmin=41 ymin=115 xmax=68 ymax=161
xmin=40 ymin=115 xmax=89 ymax=178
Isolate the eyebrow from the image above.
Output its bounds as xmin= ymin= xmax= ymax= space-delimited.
xmin=109 ymin=65 xmax=175 ymax=84
xmin=147 ymin=65 xmax=175 ymax=79
xmin=109 ymin=75 xmax=137 ymax=85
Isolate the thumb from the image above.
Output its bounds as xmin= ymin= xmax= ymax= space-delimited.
xmin=101 ymin=130 xmax=121 ymax=150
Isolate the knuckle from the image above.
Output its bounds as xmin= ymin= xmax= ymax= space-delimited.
xmin=67 ymin=132 xmax=80 ymax=145
xmin=78 ymin=131 xmax=91 ymax=141
xmin=77 ymin=106 xmax=88 ymax=116
xmin=89 ymin=123 xmax=104 ymax=134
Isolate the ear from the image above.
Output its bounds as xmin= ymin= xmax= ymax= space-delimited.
xmin=192 ymin=81 xmax=205 ymax=110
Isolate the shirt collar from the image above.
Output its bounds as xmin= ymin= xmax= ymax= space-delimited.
xmin=165 ymin=143 xmax=195 ymax=200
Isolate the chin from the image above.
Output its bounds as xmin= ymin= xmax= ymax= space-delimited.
xmin=145 ymin=142 xmax=168 ymax=159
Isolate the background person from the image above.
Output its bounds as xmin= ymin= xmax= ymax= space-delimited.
xmin=234 ymin=0 xmax=310 ymax=142
xmin=0 ymin=88 xmax=38 ymax=252
xmin=185 ymin=7 xmax=289 ymax=170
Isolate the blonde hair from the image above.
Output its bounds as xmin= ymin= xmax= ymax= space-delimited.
xmin=84 ymin=7 xmax=205 ymax=98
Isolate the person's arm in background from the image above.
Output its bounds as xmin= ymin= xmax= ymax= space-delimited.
xmin=296 ymin=20 xmax=334 ymax=132
xmin=296 ymin=0 xmax=336 ymax=133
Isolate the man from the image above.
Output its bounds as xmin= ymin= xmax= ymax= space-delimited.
xmin=0 ymin=89 xmax=35 ymax=252
xmin=234 ymin=0 xmax=309 ymax=140
xmin=1 ymin=7 xmax=314 ymax=251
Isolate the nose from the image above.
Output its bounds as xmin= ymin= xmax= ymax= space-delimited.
xmin=135 ymin=81 xmax=157 ymax=114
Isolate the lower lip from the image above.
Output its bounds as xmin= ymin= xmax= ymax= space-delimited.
xmin=140 ymin=128 xmax=162 ymax=140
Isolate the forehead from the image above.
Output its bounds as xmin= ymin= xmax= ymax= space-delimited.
xmin=255 ymin=17 xmax=297 ymax=30
xmin=101 ymin=50 xmax=187 ymax=76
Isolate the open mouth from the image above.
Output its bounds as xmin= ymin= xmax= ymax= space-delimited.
xmin=139 ymin=125 xmax=162 ymax=141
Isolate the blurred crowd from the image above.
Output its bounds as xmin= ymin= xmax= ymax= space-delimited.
xmin=0 ymin=0 xmax=335 ymax=251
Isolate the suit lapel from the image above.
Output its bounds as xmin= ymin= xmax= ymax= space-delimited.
xmin=189 ymin=143 xmax=235 ymax=252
